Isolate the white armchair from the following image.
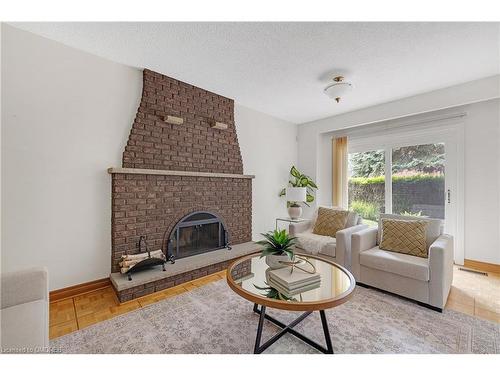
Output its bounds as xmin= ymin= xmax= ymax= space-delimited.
xmin=351 ymin=214 xmax=454 ymax=311
xmin=289 ymin=207 xmax=367 ymax=270
xmin=1 ymin=267 xmax=49 ymax=352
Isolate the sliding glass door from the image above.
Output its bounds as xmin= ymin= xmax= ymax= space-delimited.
xmin=346 ymin=124 xmax=463 ymax=264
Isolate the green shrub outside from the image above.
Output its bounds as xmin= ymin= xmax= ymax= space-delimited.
xmin=349 ymin=200 xmax=380 ymax=221
xmin=349 ymin=174 xmax=444 ymax=186
xmin=349 ymin=173 xmax=444 ymax=220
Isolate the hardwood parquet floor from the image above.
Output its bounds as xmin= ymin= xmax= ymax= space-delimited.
xmin=49 ymin=270 xmax=227 ymax=339
xmin=49 ymin=267 xmax=499 ymax=340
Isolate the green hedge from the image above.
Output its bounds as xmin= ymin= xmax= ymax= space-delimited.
xmin=349 ymin=174 xmax=444 ymax=185
xmin=348 ymin=173 xmax=445 ymax=219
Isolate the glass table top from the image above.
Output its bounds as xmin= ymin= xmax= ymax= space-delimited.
xmin=227 ymin=253 xmax=355 ymax=311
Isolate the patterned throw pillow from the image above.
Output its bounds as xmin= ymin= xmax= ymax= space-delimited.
xmin=379 ymin=219 xmax=429 ymax=258
xmin=312 ymin=207 xmax=349 ymax=238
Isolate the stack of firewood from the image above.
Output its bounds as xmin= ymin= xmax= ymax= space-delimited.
xmin=120 ymin=250 xmax=166 ymax=274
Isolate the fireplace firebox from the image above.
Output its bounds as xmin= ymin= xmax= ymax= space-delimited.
xmin=165 ymin=211 xmax=230 ymax=262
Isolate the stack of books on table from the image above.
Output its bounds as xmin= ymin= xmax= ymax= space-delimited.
xmin=268 ymin=267 xmax=321 ymax=297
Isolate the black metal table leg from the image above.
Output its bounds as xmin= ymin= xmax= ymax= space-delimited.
xmin=320 ymin=310 xmax=334 ymax=354
xmin=254 ymin=305 xmax=266 ymax=354
xmin=253 ymin=303 xmax=259 ymax=313
xmin=252 ymin=304 xmax=334 ymax=354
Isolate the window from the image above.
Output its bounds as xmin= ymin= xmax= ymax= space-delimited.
xmin=392 ymin=143 xmax=445 ymax=219
xmin=348 ymin=150 xmax=385 ymax=226
xmin=348 ymin=143 xmax=445 ymax=226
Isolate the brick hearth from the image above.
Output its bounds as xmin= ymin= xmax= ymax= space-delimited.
xmin=110 ymin=242 xmax=257 ymax=302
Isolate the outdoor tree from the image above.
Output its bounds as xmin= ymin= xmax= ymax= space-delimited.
xmin=349 ymin=150 xmax=385 ymax=177
xmin=349 ymin=144 xmax=444 ymax=178
xmin=392 ymin=144 xmax=444 ymax=174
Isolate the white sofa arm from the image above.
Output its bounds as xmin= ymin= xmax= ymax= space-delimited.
xmin=1 ymin=267 xmax=49 ymax=309
xmin=351 ymin=227 xmax=378 ymax=279
xmin=428 ymin=234 xmax=454 ymax=309
xmin=336 ymin=224 xmax=369 ymax=270
xmin=289 ymin=220 xmax=312 ymax=236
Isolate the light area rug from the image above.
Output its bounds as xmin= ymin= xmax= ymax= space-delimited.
xmin=51 ymin=280 xmax=499 ymax=354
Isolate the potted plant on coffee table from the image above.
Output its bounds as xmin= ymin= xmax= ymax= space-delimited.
xmin=257 ymin=229 xmax=297 ymax=269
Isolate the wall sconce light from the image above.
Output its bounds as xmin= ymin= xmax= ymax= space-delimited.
xmin=210 ymin=121 xmax=228 ymax=130
xmin=164 ymin=115 xmax=184 ymax=125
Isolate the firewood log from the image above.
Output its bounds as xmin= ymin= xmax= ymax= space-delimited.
xmin=119 ymin=254 xmax=166 ymax=268
xmin=121 ymin=249 xmax=164 ymax=260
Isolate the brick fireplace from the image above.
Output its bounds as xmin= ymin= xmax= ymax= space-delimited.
xmin=109 ymin=69 xmax=256 ymax=302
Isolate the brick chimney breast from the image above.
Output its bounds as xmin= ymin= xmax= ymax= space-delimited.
xmin=122 ymin=69 xmax=243 ymax=174
xmin=110 ymin=69 xmax=252 ymax=274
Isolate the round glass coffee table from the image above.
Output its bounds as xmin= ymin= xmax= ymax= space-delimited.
xmin=227 ymin=252 xmax=355 ymax=354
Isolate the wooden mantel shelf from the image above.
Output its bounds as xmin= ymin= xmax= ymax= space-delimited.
xmin=108 ymin=167 xmax=255 ymax=179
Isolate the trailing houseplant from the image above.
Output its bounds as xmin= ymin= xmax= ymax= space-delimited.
xmin=256 ymin=229 xmax=297 ymax=269
xmin=279 ymin=166 xmax=318 ymax=219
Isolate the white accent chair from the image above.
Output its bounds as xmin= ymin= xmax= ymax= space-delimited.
xmin=351 ymin=214 xmax=454 ymax=311
xmin=289 ymin=206 xmax=368 ymax=270
xmin=1 ymin=267 xmax=49 ymax=352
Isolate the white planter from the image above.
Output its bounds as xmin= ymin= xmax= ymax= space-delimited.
xmin=265 ymin=253 xmax=293 ymax=269
xmin=288 ymin=206 xmax=302 ymax=219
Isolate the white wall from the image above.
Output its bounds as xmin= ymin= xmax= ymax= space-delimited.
xmin=462 ymin=100 xmax=500 ymax=265
xmin=1 ymin=25 xmax=299 ymax=290
xmin=297 ymin=79 xmax=500 ymax=265
xmin=1 ymin=25 xmax=142 ymax=290
xmin=235 ymin=104 xmax=298 ymax=239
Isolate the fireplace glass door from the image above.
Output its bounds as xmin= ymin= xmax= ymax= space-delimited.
xmin=168 ymin=212 xmax=227 ymax=259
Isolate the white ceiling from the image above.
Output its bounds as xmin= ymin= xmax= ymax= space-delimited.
xmin=11 ymin=22 xmax=500 ymax=124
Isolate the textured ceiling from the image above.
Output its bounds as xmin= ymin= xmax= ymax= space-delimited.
xmin=11 ymin=22 xmax=500 ymax=124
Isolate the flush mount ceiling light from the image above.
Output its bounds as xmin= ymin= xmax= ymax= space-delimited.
xmin=324 ymin=76 xmax=353 ymax=103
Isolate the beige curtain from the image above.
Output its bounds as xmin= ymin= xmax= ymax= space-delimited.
xmin=332 ymin=136 xmax=348 ymax=208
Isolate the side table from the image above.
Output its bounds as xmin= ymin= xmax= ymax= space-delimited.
xmin=275 ymin=217 xmax=309 ymax=231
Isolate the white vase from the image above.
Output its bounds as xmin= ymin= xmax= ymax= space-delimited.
xmin=265 ymin=254 xmax=293 ymax=269
xmin=288 ymin=206 xmax=302 ymax=219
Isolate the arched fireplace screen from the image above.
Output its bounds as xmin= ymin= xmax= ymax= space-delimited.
xmin=166 ymin=211 xmax=229 ymax=261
